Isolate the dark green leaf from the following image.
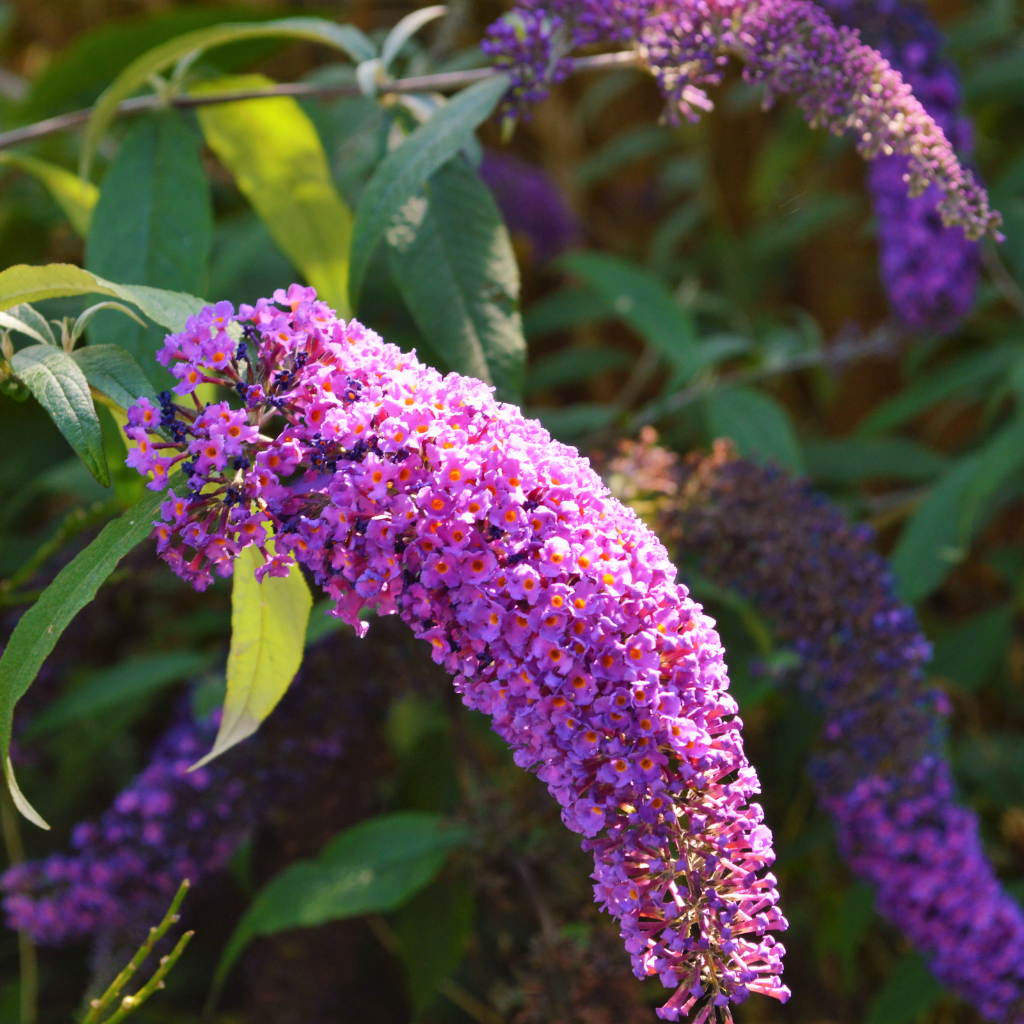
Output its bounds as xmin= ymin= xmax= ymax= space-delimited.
xmin=0 ymin=485 xmax=170 ymax=827
xmin=73 ymin=344 xmax=157 ymax=412
xmin=704 ymin=387 xmax=804 ymax=471
xmin=575 ymin=125 xmax=676 ymax=186
xmin=27 ymin=651 xmax=212 ymax=737
xmin=526 ymin=346 xmax=630 ymax=394
xmin=864 ymin=952 xmax=944 ymax=1024
xmin=395 ymin=879 xmax=474 ymax=1014
xmin=858 ymin=344 xmax=1022 ymax=436
xmin=533 ymin=403 xmax=618 ymax=442
xmin=932 ymin=604 xmax=1014 ymax=692
xmin=10 ymin=344 xmax=109 ymax=486
xmin=803 ymin=437 xmax=949 ymax=484
xmin=212 ymin=812 xmax=470 ymax=999
xmin=349 ymin=74 xmax=511 ymax=303
xmin=385 ymin=158 xmax=525 ymax=402
xmin=559 ymin=252 xmax=700 ymax=376
xmin=85 ymin=111 xmax=213 ymax=382
xmin=522 ymin=287 xmax=611 ymax=339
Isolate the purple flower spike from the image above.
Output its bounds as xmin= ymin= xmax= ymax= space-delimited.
xmin=665 ymin=442 xmax=1024 ymax=1022
xmin=483 ymin=0 xmax=1001 ymax=241
xmin=118 ymin=291 xmax=790 ymax=1019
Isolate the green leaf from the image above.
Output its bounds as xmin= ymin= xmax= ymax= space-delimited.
xmin=27 ymin=651 xmax=212 ymax=737
xmin=0 ymin=310 xmax=51 ymax=346
xmin=192 ymin=544 xmax=312 ymax=769
xmin=85 ymin=111 xmax=212 ymax=381
xmin=522 ymin=287 xmax=611 ymax=338
xmin=803 ymin=437 xmax=949 ymax=484
xmin=10 ymin=345 xmax=109 ymax=486
xmin=212 ymin=812 xmax=470 ymax=1000
xmin=73 ymin=344 xmax=157 ymax=413
xmin=864 ymin=952 xmax=944 ymax=1024
xmin=533 ymin=402 xmax=618 ymax=442
xmin=893 ymin=416 xmax=1024 ymax=602
xmin=932 ymin=604 xmax=1014 ymax=692
xmin=194 ymin=75 xmax=354 ymax=318
xmin=0 ymin=485 xmax=170 ymax=827
xmin=0 ymin=154 xmax=98 ymax=237
xmin=558 ymin=251 xmax=700 ymax=376
xmin=575 ymin=125 xmax=677 ymax=186
xmin=81 ymin=17 xmax=378 ymax=179
xmin=386 ymin=157 xmax=525 ymax=402
xmin=704 ymin=387 xmax=804 ymax=472
xmin=349 ymin=73 xmax=510 ymax=303
xmin=858 ymin=343 xmax=1022 ymax=436
xmin=395 ymin=879 xmax=474 ymax=1014
xmin=526 ymin=345 xmax=630 ymax=394
xmin=0 ymin=264 xmax=206 ymax=333
xmin=6 ymin=304 xmax=57 ymax=346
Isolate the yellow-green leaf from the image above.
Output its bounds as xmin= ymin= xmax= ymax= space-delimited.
xmin=80 ymin=17 xmax=376 ymax=179
xmin=194 ymin=74 xmax=353 ymax=316
xmin=0 ymin=154 xmax=98 ymax=236
xmin=192 ymin=544 xmax=312 ymax=769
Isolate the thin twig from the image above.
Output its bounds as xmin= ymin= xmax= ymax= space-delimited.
xmin=99 ymin=930 xmax=194 ymax=1024
xmin=0 ymin=50 xmax=640 ymax=153
xmin=0 ymin=787 xmax=36 ymax=1024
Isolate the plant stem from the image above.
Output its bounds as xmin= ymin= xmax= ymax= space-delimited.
xmin=0 ymin=786 xmax=37 ymax=1024
xmin=0 ymin=50 xmax=639 ymax=152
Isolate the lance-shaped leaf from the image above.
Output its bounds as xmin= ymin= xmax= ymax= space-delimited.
xmin=211 ymin=812 xmax=470 ymax=1002
xmin=0 ymin=263 xmax=206 ymax=332
xmin=192 ymin=544 xmax=311 ymax=769
xmin=349 ymin=73 xmax=510 ymax=303
xmin=85 ymin=110 xmax=213 ymax=379
xmin=0 ymin=310 xmax=51 ymax=346
xmin=0 ymin=485 xmax=170 ymax=827
xmin=80 ymin=17 xmax=377 ymax=178
xmin=73 ymin=343 xmax=158 ymax=412
xmin=386 ymin=157 xmax=525 ymax=402
xmin=0 ymin=153 xmax=99 ymax=237
xmin=704 ymin=386 xmax=804 ymax=472
xmin=10 ymin=344 xmax=109 ymax=485
xmin=194 ymin=75 xmax=353 ymax=317
xmin=6 ymin=304 xmax=57 ymax=345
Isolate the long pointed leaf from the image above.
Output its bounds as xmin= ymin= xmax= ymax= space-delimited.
xmin=10 ymin=344 xmax=109 ymax=485
xmin=81 ymin=18 xmax=378 ymax=178
xmin=73 ymin=344 xmax=158 ymax=412
xmin=0 ymin=153 xmax=98 ymax=236
xmin=0 ymin=486 xmax=170 ymax=827
xmin=349 ymin=73 xmax=510 ymax=303
xmin=194 ymin=75 xmax=353 ymax=316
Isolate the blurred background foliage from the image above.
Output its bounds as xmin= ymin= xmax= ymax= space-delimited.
xmin=1 ymin=0 xmax=1024 ymax=1022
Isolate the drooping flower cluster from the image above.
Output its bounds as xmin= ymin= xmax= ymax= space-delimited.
xmin=482 ymin=0 xmax=1001 ymax=241
xmin=479 ymin=150 xmax=580 ymax=265
xmin=820 ymin=0 xmax=980 ymax=331
xmin=118 ymin=289 xmax=788 ymax=1021
xmin=2 ymin=632 xmax=386 ymax=952
xmin=610 ymin=436 xmax=1024 ymax=1022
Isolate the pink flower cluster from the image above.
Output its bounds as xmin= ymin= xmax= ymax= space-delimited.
xmin=125 ymin=287 xmax=789 ymax=1020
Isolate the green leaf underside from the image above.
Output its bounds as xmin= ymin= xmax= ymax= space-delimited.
xmin=386 ymin=157 xmax=525 ymax=402
xmin=10 ymin=345 xmax=109 ymax=486
xmin=73 ymin=344 xmax=158 ymax=412
xmin=212 ymin=812 xmax=470 ymax=999
xmin=85 ymin=110 xmax=213 ymax=379
xmin=0 ymin=263 xmax=206 ymax=332
xmin=0 ymin=485 xmax=171 ymax=827
xmin=27 ymin=651 xmax=212 ymax=736
xmin=80 ymin=17 xmax=378 ymax=179
xmin=194 ymin=75 xmax=353 ymax=318
xmin=349 ymin=73 xmax=511 ymax=303
xmin=0 ymin=153 xmax=98 ymax=237
xmin=704 ymin=387 xmax=804 ymax=472
xmin=192 ymin=544 xmax=312 ymax=770
xmin=558 ymin=251 xmax=700 ymax=376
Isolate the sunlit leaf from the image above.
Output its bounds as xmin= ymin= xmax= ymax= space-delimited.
xmin=349 ymin=73 xmax=510 ymax=303
xmin=0 ymin=153 xmax=98 ymax=236
xmin=85 ymin=111 xmax=212 ymax=380
xmin=81 ymin=17 xmax=377 ymax=178
xmin=10 ymin=344 xmax=109 ymax=486
xmin=385 ymin=157 xmax=525 ymax=401
xmin=192 ymin=544 xmax=312 ymax=769
xmin=0 ymin=485 xmax=171 ymax=827
xmin=704 ymin=387 xmax=804 ymax=472
xmin=211 ymin=812 xmax=470 ymax=1001
xmin=194 ymin=74 xmax=354 ymax=317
